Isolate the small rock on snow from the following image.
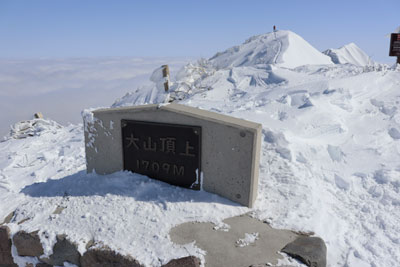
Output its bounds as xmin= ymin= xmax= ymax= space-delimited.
xmin=281 ymin=236 xmax=327 ymax=267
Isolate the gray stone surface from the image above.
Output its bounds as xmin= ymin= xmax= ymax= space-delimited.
xmin=0 ymin=211 xmax=14 ymax=225
xmin=13 ymin=231 xmax=44 ymax=257
xmin=162 ymin=256 xmax=201 ymax=267
xmin=0 ymin=226 xmax=16 ymax=266
xmin=170 ymin=214 xmax=298 ymax=267
xmin=80 ymin=248 xmax=144 ymax=267
xmin=41 ymin=235 xmax=80 ymax=266
xmin=281 ymin=236 xmax=327 ymax=267
xmin=84 ymin=103 xmax=262 ymax=208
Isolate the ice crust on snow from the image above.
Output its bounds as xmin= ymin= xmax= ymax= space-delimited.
xmin=1 ymin=30 xmax=400 ymax=267
xmin=323 ymin=43 xmax=373 ymax=66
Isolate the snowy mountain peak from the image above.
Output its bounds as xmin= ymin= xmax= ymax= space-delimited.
xmin=323 ymin=43 xmax=372 ymax=66
xmin=209 ymin=30 xmax=333 ymax=69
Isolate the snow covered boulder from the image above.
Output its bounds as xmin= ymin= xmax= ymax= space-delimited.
xmin=323 ymin=43 xmax=372 ymax=66
xmin=8 ymin=119 xmax=62 ymax=139
xmin=209 ymin=30 xmax=333 ymax=69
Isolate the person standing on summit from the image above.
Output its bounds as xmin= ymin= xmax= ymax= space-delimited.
xmin=273 ymin=25 xmax=276 ymax=32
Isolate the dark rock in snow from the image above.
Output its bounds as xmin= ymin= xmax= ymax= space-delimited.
xmin=281 ymin=236 xmax=327 ymax=267
xmin=41 ymin=235 xmax=80 ymax=266
xmin=0 ymin=226 xmax=16 ymax=266
xmin=36 ymin=263 xmax=52 ymax=267
xmin=81 ymin=248 xmax=144 ymax=267
xmin=162 ymin=256 xmax=201 ymax=267
xmin=13 ymin=230 xmax=44 ymax=257
xmin=0 ymin=211 xmax=15 ymax=225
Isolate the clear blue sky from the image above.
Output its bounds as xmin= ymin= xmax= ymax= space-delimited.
xmin=0 ymin=0 xmax=398 ymax=63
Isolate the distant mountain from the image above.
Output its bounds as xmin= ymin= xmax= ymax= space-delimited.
xmin=209 ymin=30 xmax=333 ymax=69
xmin=323 ymin=43 xmax=372 ymax=66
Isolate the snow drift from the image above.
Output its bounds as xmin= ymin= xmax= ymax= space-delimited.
xmin=323 ymin=43 xmax=372 ymax=66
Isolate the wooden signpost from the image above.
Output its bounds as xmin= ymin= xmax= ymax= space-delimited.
xmin=389 ymin=33 xmax=400 ymax=64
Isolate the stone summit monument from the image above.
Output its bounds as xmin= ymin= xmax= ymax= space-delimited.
xmin=83 ymin=103 xmax=261 ymax=207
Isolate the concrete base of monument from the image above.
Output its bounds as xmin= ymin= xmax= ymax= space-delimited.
xmin=169 ymin=214 xmax=304 ymax=267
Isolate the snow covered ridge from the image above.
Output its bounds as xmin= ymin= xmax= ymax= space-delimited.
xmin=209 ymin=30 xmax=333 ymax=69
xmin=323 ymin=43 xmax=373 ymax=66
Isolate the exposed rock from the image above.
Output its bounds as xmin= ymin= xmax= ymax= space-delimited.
xmin=162 ymin=256 xmax=201 ymax=267
xmin=85 ymin=239 xmax=95 ymax=250
xmin=13 ymin=231 xmax=44 ymax=257
xmin=1 ymin=211 xmax=15 ymax=225
xmin=281 ymin=236 xmax=327 ymax=267
xmin=34 ymin=112 xmax=43 ymax=119
xmin=36 ymin=263 xmax=52 ymax=267
xmin=250 ymin=264 xmax=293 ymax=267
xmin=0 ymin=226 xmax=16 ymax=266
xmin=41 ymin=235 xmax=80 ymax=266
xmin=17 ymin=218 xmax=31 ymax=225
xmin=81 ymin=248 xmax=144 ymax=267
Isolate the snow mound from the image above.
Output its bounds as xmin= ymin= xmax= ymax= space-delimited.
xmin=209 ymin=30 xmax=333 ymax=69
xmin=6 ymin=119 xmax=62 ymax=140
xmin=323 ymin=43 xmax=372 ymax=66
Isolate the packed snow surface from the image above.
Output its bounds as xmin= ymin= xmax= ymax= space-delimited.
xmin=1 ymin=30 xmax=400 ymax=267
xmin=323 ymin=43 xmax=372 ymax=66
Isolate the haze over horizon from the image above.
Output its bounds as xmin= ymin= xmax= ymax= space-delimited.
xmin=0 ymin=0 xmax=398 ymax=64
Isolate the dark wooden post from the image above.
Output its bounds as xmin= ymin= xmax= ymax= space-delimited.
xmin=162 ymin=65 xmax=169 ymax=92
xmin=389 ymin=33 xmax=400 ymax=65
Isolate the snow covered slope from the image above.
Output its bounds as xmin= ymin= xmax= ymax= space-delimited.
xmin=1 ymin=30 xmax=399 ymax=267
xmin=323 ymin=43 xmax=372 ymax=66
xmin=209 ymin=30 xmax=333 ymax=69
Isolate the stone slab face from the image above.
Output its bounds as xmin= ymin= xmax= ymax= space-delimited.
xmin=84 ymin=103 xmax=261 ymax=207
xmin=0 ymin=226 xmax=16 ymax=265
xmin=13 ymin=231 xmax=44 ymax=257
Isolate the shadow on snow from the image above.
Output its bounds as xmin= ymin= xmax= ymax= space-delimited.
xmin=20 ymin=170 xmax=238 ymax=206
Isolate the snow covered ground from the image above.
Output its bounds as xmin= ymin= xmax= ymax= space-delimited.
xmin=1 ymin=30 xmax=400 ymax=267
